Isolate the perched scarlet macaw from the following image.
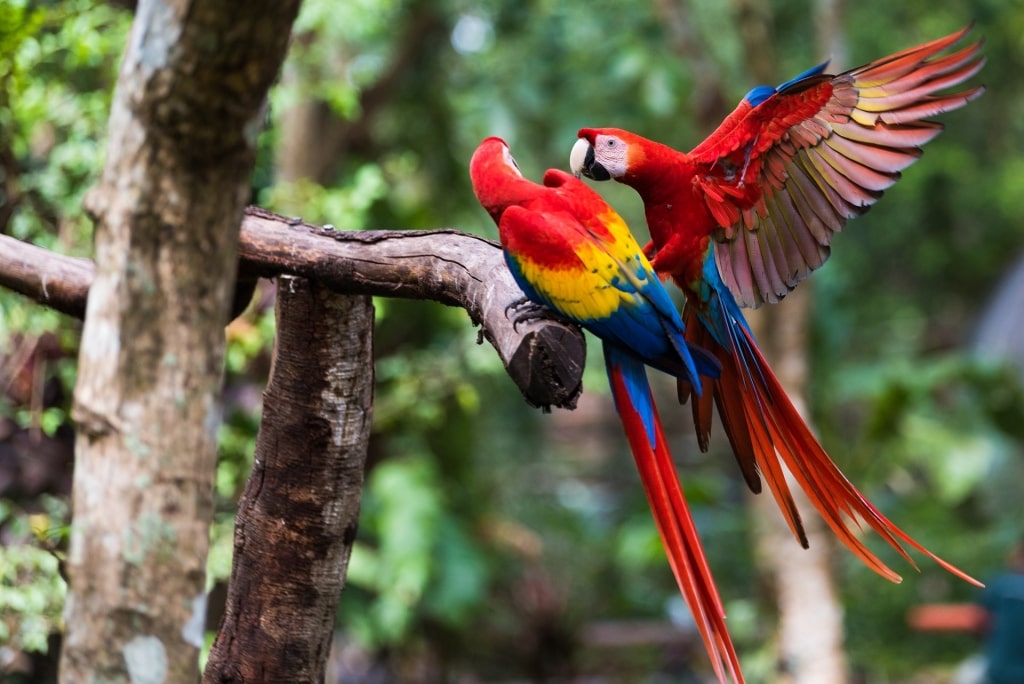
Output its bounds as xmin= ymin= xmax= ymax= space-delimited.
xmin=569 ymin=27 xmax=984 ymax=585
xmin=470 ymin=136 xmax=744 ymax=681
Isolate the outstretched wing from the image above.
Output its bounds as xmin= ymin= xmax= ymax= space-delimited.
xmin=689 ymin=25 xmax=984 ymax=308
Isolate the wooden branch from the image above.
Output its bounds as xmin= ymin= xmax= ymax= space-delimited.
xmin=204 ymin=278 xmax=373 ymax=683
xmin=0 ymin=206 xmax=585 ymax=410
xmin=0 ymin=237 xmax=94 ymax=319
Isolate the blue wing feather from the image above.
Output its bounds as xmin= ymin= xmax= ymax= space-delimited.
xmin=743 ymin=60 xmax=831 ymax=107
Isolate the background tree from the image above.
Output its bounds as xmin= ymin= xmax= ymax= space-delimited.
xmin=57 ymin=0 xmax=300 ymax=681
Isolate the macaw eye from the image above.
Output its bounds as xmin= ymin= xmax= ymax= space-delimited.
xmin=606 ymin=139 xmax=616 ymax=148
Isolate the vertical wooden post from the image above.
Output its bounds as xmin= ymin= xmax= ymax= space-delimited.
xmin=204 ymin=277 xmax=374 ymax=683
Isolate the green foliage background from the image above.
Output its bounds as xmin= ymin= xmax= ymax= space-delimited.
xmin=1 ymin=0 xmax=1023 ymax=680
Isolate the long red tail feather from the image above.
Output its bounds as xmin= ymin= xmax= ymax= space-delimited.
xmin=733 ymin=324 xmax=981 ymax=585
xmin=609 ymin=363 xmax=745 ymax=683
xmin=679 ymin=306 xmax=981 ymax=587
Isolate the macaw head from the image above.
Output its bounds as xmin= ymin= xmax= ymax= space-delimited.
xmin=470 ymin=136 xmax=523 ymax=183
xmin=470 ymin=136 xmax=525 ymax=219
xmin=573 ymin=127 xmax=660 ymax=183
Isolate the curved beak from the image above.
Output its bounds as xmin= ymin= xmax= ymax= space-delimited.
xmin=569 ymin=138 xmax=610 ymax=181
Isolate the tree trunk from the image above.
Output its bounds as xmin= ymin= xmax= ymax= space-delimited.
xmin=206 ymin=66 xmax=376 ymax=677
xmin=731 ymin=0 xmax=849 ymax=681
xmin=204 ymin=279 xmax=374 ymax=683
xmin=60 ymin=1 xmax=300 ymax=680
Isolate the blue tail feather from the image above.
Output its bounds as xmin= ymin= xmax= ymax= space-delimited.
xmin=604 ymin=341 xmax=658 ymax=450
xmin=697 ymin=251 xmax=769 ymax=393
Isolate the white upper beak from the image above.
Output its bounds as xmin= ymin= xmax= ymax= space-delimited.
xmin=569 ymin=138 xmax=590 ymax=178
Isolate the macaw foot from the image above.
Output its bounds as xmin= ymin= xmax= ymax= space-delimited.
xmin=505 ymin=298 xmax=572 ymax=332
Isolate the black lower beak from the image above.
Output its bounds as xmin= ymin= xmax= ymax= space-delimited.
xmin=583 ymin=145 xmax=611 ymax=181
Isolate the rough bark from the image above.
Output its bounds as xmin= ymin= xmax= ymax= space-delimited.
xmin=203 ymin=278 xmax=373 ymax=683
xmin=0 ymin=211 xmax=584 ymax=410
xmin=59 ymin=1 xmax=301 ymax=681
xmin=731 ymin=0 xmax=848 ymax=681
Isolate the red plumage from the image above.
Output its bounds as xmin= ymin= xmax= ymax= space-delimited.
xmin=471 ymin=137 xmax=744 ymax=680
xmin=572 ymin=26 xmax=985 ymax=602
xmin=576 ymin=25 xmax=985 ymax=307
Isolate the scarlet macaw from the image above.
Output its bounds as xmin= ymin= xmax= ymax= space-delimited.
xmin=470 ymin=137 xmax=744 ymax=681
xmin=569 ymin=27 xmax=984 ymax=584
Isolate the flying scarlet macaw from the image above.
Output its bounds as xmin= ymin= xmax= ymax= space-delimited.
xmin=569 ymin=27 xmax=984 ymax=585
xmin=470 ymin=136 xmax=746 ymax=682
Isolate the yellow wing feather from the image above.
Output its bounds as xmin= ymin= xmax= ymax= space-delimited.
xmin=501 ymin=205 xmax=651 ymax=323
